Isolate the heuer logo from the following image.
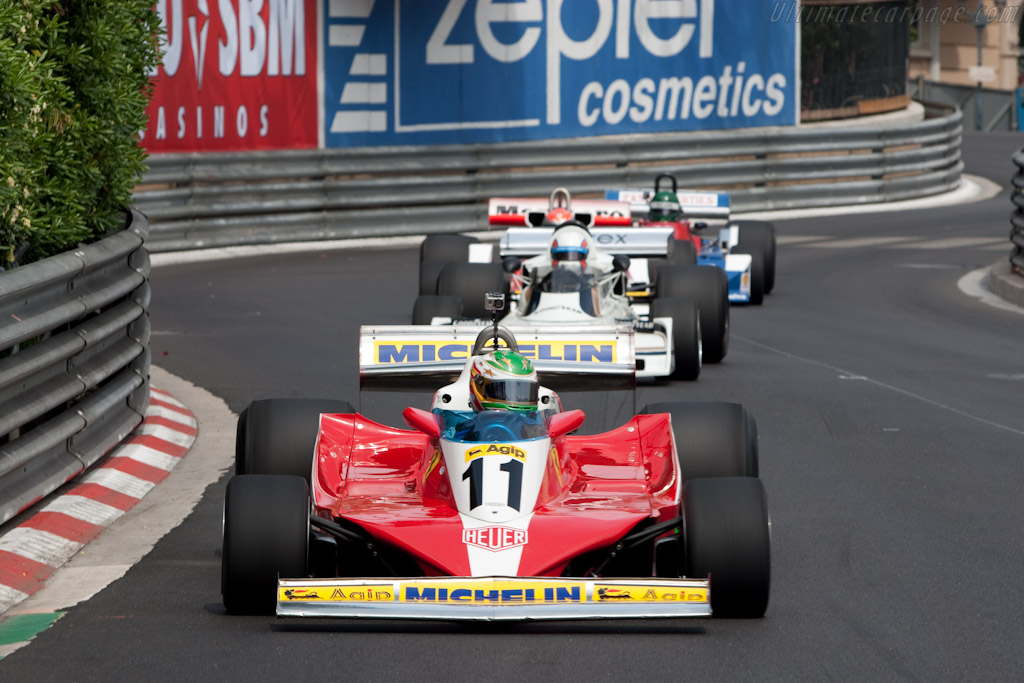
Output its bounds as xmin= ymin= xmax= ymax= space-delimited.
xmin=463 ymin=526 xmax=528 ymax=552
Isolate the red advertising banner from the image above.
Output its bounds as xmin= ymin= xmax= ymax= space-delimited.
xmin=142 ymin=0 xmax=319 ymax=153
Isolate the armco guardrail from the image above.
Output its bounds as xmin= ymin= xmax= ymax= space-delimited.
xmin=0 ymin=210 xmax=151 ymax=524
xmin=135 ymin=102 xmax=963 ymax=252
xmin=1011 ymin=148 xmax=1024 ymax=275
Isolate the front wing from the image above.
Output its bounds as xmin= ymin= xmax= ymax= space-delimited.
xmin=278 ymin=576 xmax=710 ymax=620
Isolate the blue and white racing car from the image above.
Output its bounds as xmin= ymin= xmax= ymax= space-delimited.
xmin=607 ymin=175 xmax=777 ymax=305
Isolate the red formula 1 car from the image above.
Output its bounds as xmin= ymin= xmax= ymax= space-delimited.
xmin=221 ymin=321 xmax=770 ymax=620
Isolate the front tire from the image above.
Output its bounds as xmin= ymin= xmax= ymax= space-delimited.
xmin=412 ymin=294 xmax=462 ymax=324
xmin=670 ymin=238 xmax=697 ymax=266
xmin=236 ymin=398 xmax=356 ymax=483
xmin=222 ymin=474 xmax=310 ymax=615
xmin=650 ymin=297 xmax=701 ymax=381
xmin=683 ymin=477 xmax=771 ymax=618
xmin=732 ymin=246 xmax=765 ymax=305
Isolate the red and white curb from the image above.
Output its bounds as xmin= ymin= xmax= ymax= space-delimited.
xmin=0 ymin=387 xmax=198 ymax=616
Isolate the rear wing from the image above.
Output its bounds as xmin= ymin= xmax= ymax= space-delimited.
xmin=499 ymin=227 xmax=674 ymax=259
xmin=605 ymin=189 xmax=731 ymax=221
xmin=488 ymin=197 xmax=632 ymax=228
xmin=359 ymin=325 xmax=635 ymax=391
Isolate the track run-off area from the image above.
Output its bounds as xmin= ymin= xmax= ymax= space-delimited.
xmin=2 ymin=133 xmax=1023 ymax=682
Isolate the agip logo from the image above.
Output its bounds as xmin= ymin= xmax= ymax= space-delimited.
xmin=464 ymin=443 xmax=526 ymax=462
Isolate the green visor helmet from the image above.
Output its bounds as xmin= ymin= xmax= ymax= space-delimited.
xmin=649 ymin=190 xmax=682 ymax=222
xmin=469 ymin=350 xmax=539 ymax=412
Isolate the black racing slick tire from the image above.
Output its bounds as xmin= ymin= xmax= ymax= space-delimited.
xmin=683 ymin=476 xmax=771 ymax=618
xmin=670 ymin=238 xmax=698 ymax=266
xmin=419 ymin=233 xmax=478 ymax=263
xmin=733 ymin=220 xmax=777 ymax=294
xmin=437 ymin=262 xmax=507 ymax=320
xmin=419 ymin=259 xmax=447 ymax=295
xmin=640 ymin=401 xmax=758 ymax=481
xmin=412 ymin=294 xmax=463 ymax=325
xmin=732 ymin=245 xmax=765 ymax=305
xmin=236 ymin=398 xmax=356 ymax=483
xmin=419 ymin=234 xmax=481 ymax=295
xmin=650 ymin=297 xmax=701 ymax=381
xmin=655 ymin=265 xmax=729 ymax=363
xmin=222 ymin=474 xmax=310 ymax=615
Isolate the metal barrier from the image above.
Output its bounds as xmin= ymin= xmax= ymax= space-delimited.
xmin=910 ymin=79 xmax=1017 ymax=132
xmin=1012 ymin=149 xmax=1024 ymax=276
xmin=134 ymin=102 xmax=963 ymax=253
xmin=0 ymin=211 xmax=151 ymax=524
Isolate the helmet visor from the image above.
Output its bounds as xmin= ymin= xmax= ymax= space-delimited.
xmin=649 ymin=200 xmax=680 ymax=218
xmin=475 ymin=377 xmax=539 ymax=409
xmin=552 ymin=247 xmax=587 ymax=261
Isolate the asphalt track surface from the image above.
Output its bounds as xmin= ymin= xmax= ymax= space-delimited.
xmin=4 ymin=133 xmax=1024 ymax=681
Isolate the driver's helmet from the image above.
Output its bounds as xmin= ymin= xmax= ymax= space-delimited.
xmin=649 ymin=190 xmax=682 ymax=222
xmin=549 ymin=225 xmax=590 ymax=265
xmin=469 ymin=349 xmax=539 ymax=412
xmin=546 ymin=206 xmax=574 ymax=225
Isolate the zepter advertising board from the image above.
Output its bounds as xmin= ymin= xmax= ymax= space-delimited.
xmin=143 ymin=0 xmax=319 ymax=152
xmin=323 ymin=0 xmax=797 ymax=147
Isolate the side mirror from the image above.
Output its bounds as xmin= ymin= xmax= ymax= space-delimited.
xmin=612 ymin=254 xmax=630 ymax=273
xmin=693 ymin=221 xmax=709 ymax=231
xmin=403 ymin=407 xmax=440 ymax=439
xmin=548 ymin=409 xmax=585 ymax=439
xmin=502 ymin=256 xmax=521 ymax=273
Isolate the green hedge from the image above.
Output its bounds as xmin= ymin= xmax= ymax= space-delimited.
xmin=0 ymin=1 xmax=161 ymax=266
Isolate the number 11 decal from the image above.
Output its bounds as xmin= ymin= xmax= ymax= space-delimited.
xmin=462 ymin=459 xmax=523 ymax=511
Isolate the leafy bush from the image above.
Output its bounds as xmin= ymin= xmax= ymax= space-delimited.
xmin=0 ymin=0 xmax=161 ymax=266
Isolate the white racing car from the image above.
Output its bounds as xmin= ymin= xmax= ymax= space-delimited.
xmin=413 ymin=189 xmax=731 ymax=379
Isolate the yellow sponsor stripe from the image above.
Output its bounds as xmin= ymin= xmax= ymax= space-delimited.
xmin=373 ymin=341 xmax=617 ymax=364
xmin=593 ymin=584 xmax=708 ymax=603
xmin=465 ymin=443 xmax=527 ymax=462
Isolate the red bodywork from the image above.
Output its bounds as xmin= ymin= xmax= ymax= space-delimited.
xmin=639 ymin=219 xmax=702 ymax=254
xmin=311 ymin=412 xmax=680 ymax=577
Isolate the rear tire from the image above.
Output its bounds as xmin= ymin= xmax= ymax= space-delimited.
xmin=640 ymin=401 xmax=757 ymax=480
xmin=655 ymin=265 xmax=729 ymax=363
xmin=412 ymin=294 xmax=462 ymax=324
xmin=650 ymin=297 xmax=701 ymax=381
xmin=418 ymin=234 xmax=480 ymax=295
xmin=236 ymin=398 xmax=356 ymax=483
xmin=437 ymin=263 xmax=507 ymax=319
xmin=683 ymin=477 xmax=771 ymax=618
xmin=222 ymin=474 xmax=310 ymax=615
xmin=420 ymin=233 xmax=478 ymax=263
xmin=733 ymin=220 xmax=777 ymax=294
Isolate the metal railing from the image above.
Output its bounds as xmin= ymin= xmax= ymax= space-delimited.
xmin=0 ymin=210 xmax=151 ymax=524
xmin=910 ymin=79 xmax=1017 ymax=132
xmin=134 ymin=102 xmax=963 ymax=252
xmin=1012 ymin=149 xmax=1024 ymax=276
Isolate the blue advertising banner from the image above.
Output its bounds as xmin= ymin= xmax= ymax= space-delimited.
xmin=322 ymin=0 xmax=796 ymax=147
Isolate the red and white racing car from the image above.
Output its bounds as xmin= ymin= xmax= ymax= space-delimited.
xmin=222 ymin=319 xmax=770 ymax=620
